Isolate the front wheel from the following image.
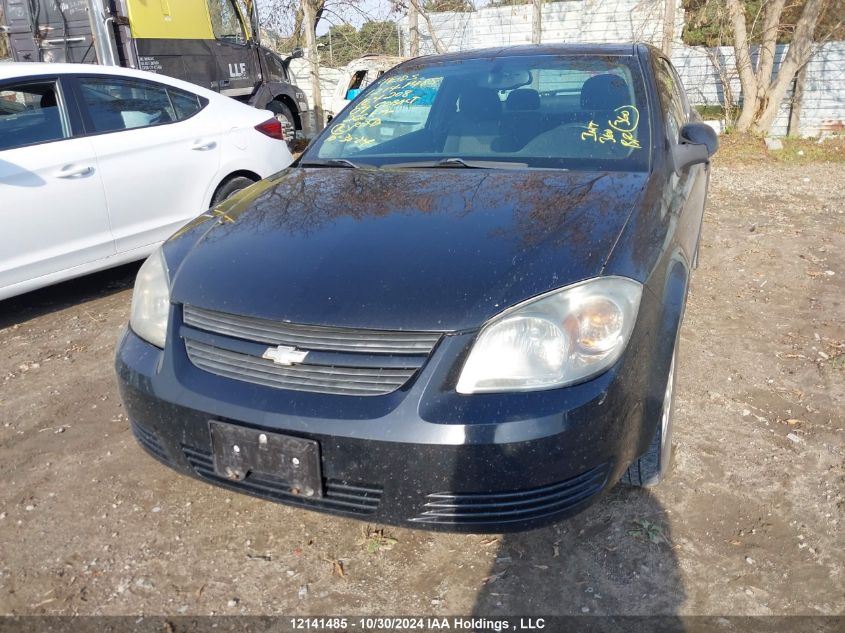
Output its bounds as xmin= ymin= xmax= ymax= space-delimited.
xmin=266 ymin=101 xmax=297 ymax=151
xmin=210 ymin=176 xmax=256 ymax=207
xmin=622 ymin=347 xmax=677 ymax=487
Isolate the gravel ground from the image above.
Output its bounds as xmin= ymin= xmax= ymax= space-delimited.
xmin=0 ymin=159 xmax=843 ymax=617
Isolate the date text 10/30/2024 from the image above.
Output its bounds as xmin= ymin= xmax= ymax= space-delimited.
xmin=290 ymin=617 xmax=548 ymax=631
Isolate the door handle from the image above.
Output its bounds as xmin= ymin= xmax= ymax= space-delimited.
xmin=56 ymin=164 xmax=94 ymax=178
xmin=191 ymin=140 xmax=217 ymax=151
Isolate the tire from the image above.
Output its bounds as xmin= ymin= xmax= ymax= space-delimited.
xmin=210 ymin=176 xmax=256 ymax=207
xmin=266 ymin=101 xmax=297 ymax=151
xmin=622 ymin=346 xmax=677 ymax=487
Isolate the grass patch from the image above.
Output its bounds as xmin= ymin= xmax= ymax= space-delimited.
xmin=694 ymin=104 xmax=740 ymax=122
xmin=714 ymin=132 xmax=845 ymax=165
xmin=628 ymin=518 xmax=669 ymax=545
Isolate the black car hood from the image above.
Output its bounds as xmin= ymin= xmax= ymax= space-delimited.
xmin=169 ymin=167 xmax=647 ymax=332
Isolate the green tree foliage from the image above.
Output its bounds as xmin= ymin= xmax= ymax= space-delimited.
xmin=487 ymin=0 xmax=531 ymax=6
xmin=317 ymin=21 xmax=401 ymax=68
xmin=683 ymin=0 xmax=845 ymax=46
xmin=424 ymin=0 xmax=476 ymax=11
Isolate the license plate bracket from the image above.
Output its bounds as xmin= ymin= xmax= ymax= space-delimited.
xmin=209 ymin=421 xmax=323 ymax=498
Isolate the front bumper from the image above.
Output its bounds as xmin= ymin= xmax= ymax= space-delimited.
xmin=115 ymin=307 xmax=660 ymax=532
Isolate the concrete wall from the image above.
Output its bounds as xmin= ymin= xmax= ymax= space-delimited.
xmin=288 ymin=57 xmax=344 ymax=103
xmin=399 ymin=0 xmax=685 ymax=53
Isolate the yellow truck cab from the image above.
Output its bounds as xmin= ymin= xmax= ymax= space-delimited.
xmin=1 ymin=0 xmax=310 ymax=142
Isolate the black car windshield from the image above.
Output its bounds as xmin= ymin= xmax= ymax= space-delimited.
xmin=303 ymin=54 xmax=651 ymax=171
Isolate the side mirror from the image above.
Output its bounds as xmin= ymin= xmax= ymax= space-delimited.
xmin=673 ymin=122 xmax=718 ymax=173
xmin=681 ymin=122 xmax=719 ymax=156
xmin=282 ymin=47 xmax=304 ymax=69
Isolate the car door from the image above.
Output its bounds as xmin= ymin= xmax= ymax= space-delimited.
xmin=0 ymin=76 xmax=113 ymax=296
xmin=653 ymin=57 xmax=703 ymax=262
xmin=72 ymin=74 xmax=221 ymax=254
xmin=207 ymin=0 xmax=259 ymax=98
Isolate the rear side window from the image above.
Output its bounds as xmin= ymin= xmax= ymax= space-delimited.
xmin=168 ymin=88 xmax=206 ymax=120
xmin=0 ymin=81 xmax=68 ymax=151
xmin=79 ymin=77 xmax=175 ymax=133
xmin=78 ymin=77 xmax=205 ymax=134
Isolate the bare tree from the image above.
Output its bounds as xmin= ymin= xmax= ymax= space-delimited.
xmin=531 ymin=0 xmax=542 ymax=44
xmin=301 ymin=0 xmax=325 ymax=131
xmin=0 ymin=5 xmax=10 ymax=59
xmin=727 ymin=0 xmax=826 ymax=133
xmin=408 ymin=1 xmax=420 ymax=55
xmin=406 ymin=0 xmax=446 ymax=53
xmin=704 ymin=47 xmax=738 ymax=128
xmin=661 ymin=0 xmax=676 ymax=55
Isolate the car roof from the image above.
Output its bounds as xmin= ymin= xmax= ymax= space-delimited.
xmin=404 ymin=43 xmax=643 ymax=65
xmin=0 ymin=62 xmax=218 ymax=98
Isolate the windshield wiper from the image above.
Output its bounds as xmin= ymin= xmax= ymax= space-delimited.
xmin=299 ymin=158 xmax=376 ymax=169
xmin=389 ymin=158 xmax=529 ymax=169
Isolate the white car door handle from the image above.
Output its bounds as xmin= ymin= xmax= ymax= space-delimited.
xmin=56 ymin=164 xmax=94 ymax=178
xmin=191 ymin=140 xmax=217 ymax=151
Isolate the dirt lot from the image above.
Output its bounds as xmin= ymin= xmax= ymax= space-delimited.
xmin=0 ymin=154 xmax=843 ymax=618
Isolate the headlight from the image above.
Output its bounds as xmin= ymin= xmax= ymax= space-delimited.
xmin=129 ymin=248 xmax=171 ymax=348
xmin=456 ymin=277 xmax=643 ymax=394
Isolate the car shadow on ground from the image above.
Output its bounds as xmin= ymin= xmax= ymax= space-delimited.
xmin=0 ymin=261 xmax=141 ymax=329
xmin=472 ymin=485 xmax=684 ymax=623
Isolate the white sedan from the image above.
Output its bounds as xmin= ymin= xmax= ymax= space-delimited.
xmin=0 ymin=62 xmax=293 ymax=301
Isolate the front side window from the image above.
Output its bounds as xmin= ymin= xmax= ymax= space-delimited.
xmin=208 ymin=0 xmax=247 ymax=43
xmin=264 ymin=51 xmax=288 ymax=83
xmin=654 ymin=59 xmax=686 ymax=142
xmin=305 ymin=55 xmax=651 ymax=172
xmin=78 ymin=77 xmax=191 ymax=134
xmin=0 ymin=81 xmax=69 ymax=151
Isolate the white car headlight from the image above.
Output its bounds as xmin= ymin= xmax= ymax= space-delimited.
xmin=456 ymin=277 xmax=643 ymax=394
xmin=129 ymin=248 xmax=171 ymax=348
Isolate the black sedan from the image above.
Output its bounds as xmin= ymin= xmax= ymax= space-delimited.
xmin=116 ymin=43 xmax=718 ymax=532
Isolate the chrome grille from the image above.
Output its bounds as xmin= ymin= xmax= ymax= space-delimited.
xmin=183 ymin=305 xmax=441 ymax=354
xmin=411 ymin=464 xmax=609 ymax=526
xmin=181 ymin=305 xmax=442 ymax=396
xmin=185 ymin=339 xmax=418 ymax=396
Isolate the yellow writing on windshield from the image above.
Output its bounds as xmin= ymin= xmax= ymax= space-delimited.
xmin=599 ymin=129 xmax=616 ymax=144
xmin=581 ymin=104 xmax=642 ymax=150
xmin=324 ymin=73 xmax=439 ymax=148
xmin=608 ymin=105 xmax=639 ymax=132
xmin=620 ymin=132 xmax=641 ymax=149
xmin=581 ymin=121 xmax=599 ymax=142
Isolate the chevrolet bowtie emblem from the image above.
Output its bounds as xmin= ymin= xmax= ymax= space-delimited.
xmin=262 ymin=345 xmax=309 ymax=366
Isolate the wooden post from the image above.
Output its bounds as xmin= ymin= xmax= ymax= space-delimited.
xmin=532 ymin=0 xmax=542 ymax=44
xmin=409 ymin=1 xmax=419 ymax=57
xmin=302 ymin=0 xmax=323 ymax=132
xmin=662 ymin=0 xmax=676 ymax=56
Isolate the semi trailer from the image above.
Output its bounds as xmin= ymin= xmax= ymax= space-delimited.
xmin=0 ymin=0 xmax=310 ymax=141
